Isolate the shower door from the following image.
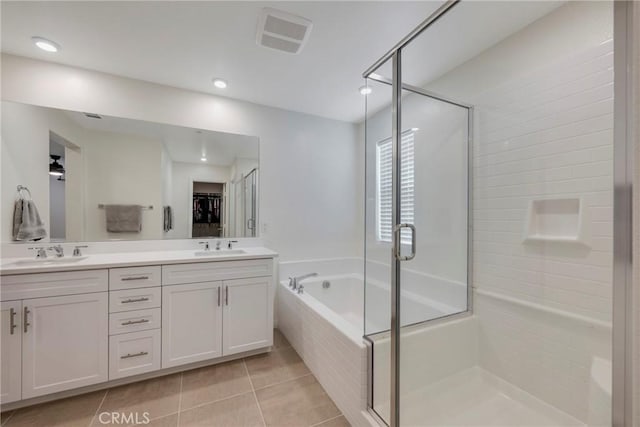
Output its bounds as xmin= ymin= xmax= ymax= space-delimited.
xmin=364 ymin=44 xmax=471 ymax=427
xmin=243 ymin=169 xmax=257 ymax=237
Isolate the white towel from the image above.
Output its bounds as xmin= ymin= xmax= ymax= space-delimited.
xmin=13 ymin=199 xmax=47 ymax=241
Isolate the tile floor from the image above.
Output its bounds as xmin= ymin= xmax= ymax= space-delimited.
xmin=0 ymin=330 xmax=350 ymax=427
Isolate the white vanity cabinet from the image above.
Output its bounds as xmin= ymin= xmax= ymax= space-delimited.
xmin=108 ymin=266 xmax=162 ymax=380
xmin=22 ymin=293 xmax=108 ymax=398
xmin=1 ymin=301 xmax=22 ymax=404
xmin=223 ymin=277 xmax=271 ymax=355
xmin=162 ymin=281 xmax=223 ymax=368
xmin=0 ymin=270 xmax=109 ymax=401
xmin=0 ymin=252 xmax=276 ymax=408
xmin=161 ymin=259 xmax=274 ymax=368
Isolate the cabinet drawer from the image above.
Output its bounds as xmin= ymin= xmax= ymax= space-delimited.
xmin=109 ymin=308 xmax=161 ymax=335
xmin=109 ymin=287 xmax=161 ymax=313
xmin=109 ymin=266 xmax=161 ymax=291
xmin=162 ymin=259 xmax=273 ymax=285
xmin=109 ymin=329 xmax=161 ymax=380
xmin=1 ymin=269 xmax=108 ymax=301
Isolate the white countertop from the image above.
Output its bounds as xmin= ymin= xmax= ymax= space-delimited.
xmin=0 ymin=247 xmax=278 ymax=275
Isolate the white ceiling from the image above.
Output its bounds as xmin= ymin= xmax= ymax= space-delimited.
xmin=1 ymin=1 xmax=562 ymax=123
xmin=64 ymin=110 xmax=258 ymax=167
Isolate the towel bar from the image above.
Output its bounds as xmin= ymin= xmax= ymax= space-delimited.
xmin=98 ymin=204 xmax=153 ymax=210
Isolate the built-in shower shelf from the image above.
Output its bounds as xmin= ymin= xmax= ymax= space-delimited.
xmin=523 ymin=198 xmax=588 ymax=245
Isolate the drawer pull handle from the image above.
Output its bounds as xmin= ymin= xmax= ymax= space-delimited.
xmin=225 ymin=286 xmax=229 ymax=306
xmin=23 ymin=307 xmax=30 ymax=333
xmin=9 ymin=308 xmax=17 ymax=335
xmin=122 ymin=297 xmax=150 ymax=304
xmin=121 ymin=319 xmax=150 ymax=326
xmin=122 ymin=276 xmax=150 ymax=281
xmin=217 ymin=287 xmax=221 ymax=307
xmin=121 ymin=351 xmax=149 ymax=359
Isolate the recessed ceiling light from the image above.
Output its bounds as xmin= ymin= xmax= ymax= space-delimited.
xmin=359 ymin=85 xmax=372 ymax=96
xmin=32 ymin=36 xmax=60 ymax=53
xmin=212 ymin=78 xmax=227 ymax=89
xmin=201 ymin=157 xmax=207 ymax=162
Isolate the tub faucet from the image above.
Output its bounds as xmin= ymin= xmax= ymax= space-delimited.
xmin=289 ymin=272 xmax=318 ymax=291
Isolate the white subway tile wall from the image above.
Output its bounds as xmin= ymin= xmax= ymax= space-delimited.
xmin=473 ymin=36 xmax=614 ymax=422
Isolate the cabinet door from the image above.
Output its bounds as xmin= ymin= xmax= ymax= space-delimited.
xmin=162 ymin=282 xmax=223 ymax=368
xmin=1 ymin=301 xmax=22 ymax=404
xmin=22 ymin=293 xmax=108 ymax=399
xmin=223 ymin=277 xmax=272 ymax=356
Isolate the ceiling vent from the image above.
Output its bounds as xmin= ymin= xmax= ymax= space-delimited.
xmin=256 ymin=8 xmax=313 ymax=55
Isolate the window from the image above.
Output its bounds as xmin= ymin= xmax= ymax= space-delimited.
xmin=376 ymin=130 xmax=415 ymax=244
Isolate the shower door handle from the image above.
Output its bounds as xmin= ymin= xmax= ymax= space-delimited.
xmin=394 ymin=223 xmax=416 ymax=261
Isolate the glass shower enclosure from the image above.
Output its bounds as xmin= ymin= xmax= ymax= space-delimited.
xmin=363 ymin=1 xmax=620 ymax=426
xmin=363 ymin=38 xmax=471 ymax=426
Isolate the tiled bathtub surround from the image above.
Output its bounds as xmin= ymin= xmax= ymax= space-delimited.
xmin=0 ymin=330 xmax=348 ymax=427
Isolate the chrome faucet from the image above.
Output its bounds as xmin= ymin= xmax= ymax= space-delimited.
xmin=215 ymin=240 xmax=222 ymax=250
xmin=198 ymin=241 xmax=210 ymax=251
xmin=48 ymin=245 xmax=64 ymax=258
xmin=29 ymin=247 xmax=47 ymax=259
xmin=288 ymin=272 xmax=318 ymax=291
xmin=73 ymin=245 xmax=88 ymax=257
xmin=227 ymin=240 xmax=238 ymax=249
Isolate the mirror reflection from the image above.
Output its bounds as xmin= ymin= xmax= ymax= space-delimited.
xmin=1 ymin=101 xmax=259 ymax=243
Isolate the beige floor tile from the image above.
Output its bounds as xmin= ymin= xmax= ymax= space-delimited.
xmin=273 ymin=329 xmax=291 ymax=349
xmin=178 ymin=392 xmax=264 ymax=427
xmin=96 ymin=374 xmax=181 ymax=423
xmin=181 ymin=359 xmax=252 ymax=411
xmin=256 ymin=375 xmax=341 ymax=427
xmin=314 ymin=415 xmax=350 ymax=427
xmin=145 ymin=413 xmax=179 ymax=427
xmin=245 ymin=347 xmax=310 ymax=390
xmin=1 ymin=411 xmax=14 ymax=426
xmin=5 ymin=391 xmax=105 ymax=427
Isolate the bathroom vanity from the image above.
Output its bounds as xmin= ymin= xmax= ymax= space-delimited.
xmin=0 ymin=247 xmax=277 ymax=409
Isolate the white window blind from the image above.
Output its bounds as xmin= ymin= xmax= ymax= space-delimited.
xmin=376 ymin=131 xmax=415 ymax=244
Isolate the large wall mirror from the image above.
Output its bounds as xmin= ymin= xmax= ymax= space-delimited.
xmin=1 ymin=101 xmax=260 ymax=243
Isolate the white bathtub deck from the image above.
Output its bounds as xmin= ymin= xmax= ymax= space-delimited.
xmin=373 ymin=367 xmax=585 ymax=426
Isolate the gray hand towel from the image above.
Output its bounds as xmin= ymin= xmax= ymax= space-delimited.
xmin=105 ymin=204 xmax=143 ymax=233
xmin=14 ymin=199 xmax=47 ymax=241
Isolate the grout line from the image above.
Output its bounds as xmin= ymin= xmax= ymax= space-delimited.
xmin=2 ymin=411 xmax=16 ymax=426
xmin=243 ymin=359 xmax=267 ymax=427
xmin=309 ymin=413 xmax=344 ymax=427
xmin=179 ymin=390 xmax=255 ymax=414
xmin=251 ymin=372 xmax=313 ymax=392
xmin=88 ymin=389 xmax=109 ymax=427
xmin=176 ymin=373 xmax=183 ymax=427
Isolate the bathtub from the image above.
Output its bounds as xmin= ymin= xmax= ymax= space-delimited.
xmin=277 ymin=273 xmax=371 ymax=427
xmin=276 ymin=265 xmax=470 ymax=427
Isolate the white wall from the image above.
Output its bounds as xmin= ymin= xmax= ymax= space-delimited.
xmin=1 ymin=102 xmax=87 ymax=243
xmin=49 ymin=172 xmax=66 ymax=240
xmin=1 ymin=54 xmax=361 ymax=261
xmin=82 ymin=129 xmax=164 ymax=241
xmin=1 ymin=102 xmax=51 ymax=242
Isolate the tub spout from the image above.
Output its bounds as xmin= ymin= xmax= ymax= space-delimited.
xmin=290 ymin=272 xmax=318 ymax=290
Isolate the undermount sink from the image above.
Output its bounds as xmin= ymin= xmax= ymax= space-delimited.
xmin=194 ymin=249 xmax=246 ymax=257
xmin=12 ymin=256 xmax=89 ymax=266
